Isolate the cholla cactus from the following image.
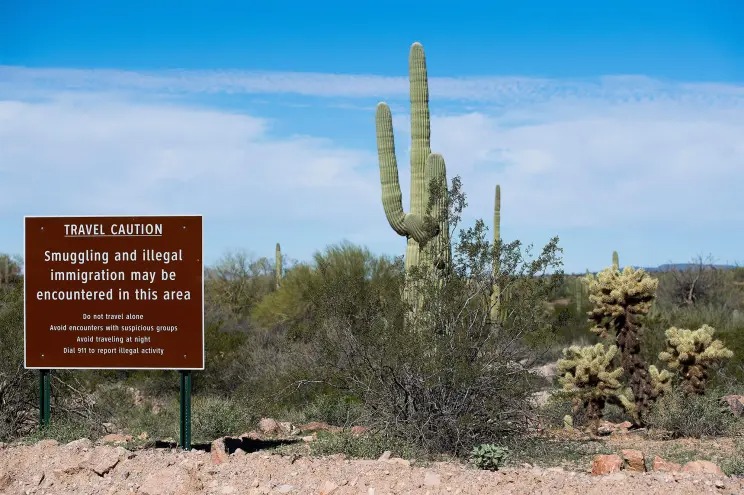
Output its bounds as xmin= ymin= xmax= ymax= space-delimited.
xmin=584 ymin=265 xmax=659 ymax=422
xmin=659 ymin=324 xmax=733 ymax=394
xmin=649 ymin=365 xmax=673 ymax=396
xmin=557 ymin=343 xmax=635 ymax=428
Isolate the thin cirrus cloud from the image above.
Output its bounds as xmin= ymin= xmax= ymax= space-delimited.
xmin=0 ymin=65 xmax=742 ymax=271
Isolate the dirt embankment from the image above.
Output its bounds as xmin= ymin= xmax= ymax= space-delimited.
xmin=1 ymin=439 xmax=743 ymax=495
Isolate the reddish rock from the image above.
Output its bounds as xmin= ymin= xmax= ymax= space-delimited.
xmin=210 ymin=438 xmax=228 ymax=465
xmin=681 ymin=460 xmax=725 ymax=476
xmin=652 ymin=456 xmax=682 ymax=472
xmin=721 ymin=395 xmax=744 ymax=416
xmin=621 ymin=449 xmax=646 ymax=472
xmin=350 ymin=426 xmax=369 ymax=436
xmin=591 ymin=454 xmax=623 ymax=475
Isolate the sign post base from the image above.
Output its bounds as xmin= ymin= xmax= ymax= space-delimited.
xmin=179 ymin=370 xmax=192 ymax=450
xmin=39 ymin=369 xmax=51 ymax=428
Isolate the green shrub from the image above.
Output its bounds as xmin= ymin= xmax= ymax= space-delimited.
xmin=190 ymin=395 xmax=255 ymax=442
xmin=646 ymin=387 xmax=737 ymax=438
xmin=470 ymin=443 xmax=509 ymax=471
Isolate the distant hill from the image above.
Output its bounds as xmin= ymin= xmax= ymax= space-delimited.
xmin=639 ymin=263 xmax=738 ymax=273
xmin=573 ymin=263 xmax=739 ymax=275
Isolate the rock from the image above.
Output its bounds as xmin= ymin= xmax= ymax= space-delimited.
xmin=232 ymin=448 xmax=246 ymax=456
xmin=591 ymin=454 xmax=623 ymax=475
xmin=621 ymin=449 xmax=646 ymax=472
xmin=387 ymin=458 xmax=411 ymax=467
xmin=319 ymin=480 xmax=340 ymax=494
xmin=258 ymin=418 xmax=281 ymax=436
xmin=423 ymin=472 xmax=441 ymax=487
xmin=681 ymin=460 xmax=725 ymax=476
xmin=378 ymin=451 xmax=392 ymax=461
xmin=301 ymin=435 xmax=316 ymax=442
xmin=210 ymin=438 xmax=228 ymax=465
xmin=276 ymin=484 xmax=294 ymax=493
xmin=350 ymin=426 xmax=369 ymax=436
xmin=278 ymin=421 xmax=296 ymax=435
xmin=102 ymin=422 xmax=116 ymax=433
xmin=652 ymin=456 xmax=682 ymax=472
xmin=721 ymin=395 xmax=744 ymax=416
xmin=240 ymin=431 xmax=262 ymax=441
xmin=596 ymin=422 xmax=615 ymax=436
xmin=596 ymin=421 xmax=631 ymax=436
xmin=137 ymin=432 xmax=149 ymax=441
xmin=85 ymin=448 xmax=121 ymax=476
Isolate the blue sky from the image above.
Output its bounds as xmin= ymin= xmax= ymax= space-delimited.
xmin=1 ymin=1 xmax=743 ymax=273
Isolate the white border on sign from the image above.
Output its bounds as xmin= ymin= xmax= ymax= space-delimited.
xmin=23 ymin=214 xmax=205 ymax=371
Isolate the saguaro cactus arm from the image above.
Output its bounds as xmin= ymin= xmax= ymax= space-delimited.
xmin=376 ymin=42 xmax=446 ymax=249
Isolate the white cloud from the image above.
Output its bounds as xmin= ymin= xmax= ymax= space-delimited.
xmin=1 ymin=67 xmax=742 ymax=271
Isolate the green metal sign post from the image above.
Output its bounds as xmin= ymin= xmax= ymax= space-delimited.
xmin=179 ymin=370 xmax=192 ymax=450
xmin=39 ymin=370 xmax=51 ymax=428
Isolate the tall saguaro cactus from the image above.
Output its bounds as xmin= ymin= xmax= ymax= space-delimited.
xmin=275 ymin=243 xmax=282 ymax=290
xmin=376 ymin=42 xmax=451 ymax=280
xmin=376 ymin=42 xmax=452 ymax=321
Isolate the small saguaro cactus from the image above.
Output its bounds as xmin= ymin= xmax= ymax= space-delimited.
xmin=376 ymin=42 xmax=451 ymax=278
xmin=585 ymin=265 xmax=660 ymax=422
xmin=557 ymin=343 xmax=635 ymax=429
xmin=658 ymin=324 xmax=733 ymax=395
xmin=275 ymin=243 xmax=282 ymax=290
xmin=490 ymin=184 xmax=504 ymax=323
xmin=612 ymin=251 xmax=620 ymax=270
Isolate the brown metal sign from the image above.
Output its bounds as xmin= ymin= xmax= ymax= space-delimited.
xmin=24 ymin=215 xmax=204 ymax=370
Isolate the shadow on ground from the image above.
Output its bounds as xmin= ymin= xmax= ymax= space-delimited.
xmin=153 ymin=437 xmax=300 ymax=453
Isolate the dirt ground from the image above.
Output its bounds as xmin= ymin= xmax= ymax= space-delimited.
xmin=1 ymin=437 xmax=743 ymax=495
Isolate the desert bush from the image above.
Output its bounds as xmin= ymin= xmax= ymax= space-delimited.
xmin=190 ymin=394 xmax=255 ymax=442
xmin=309 ymin=178 xmax=563 ymax=457
xmin=645 ymin=387 xmax=738 ymax=438
xmin=0 ymin=269 xmax=37 ymax=441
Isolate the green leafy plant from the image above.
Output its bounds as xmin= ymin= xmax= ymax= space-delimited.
xmin=471 ymin=443 xmax=509 ymax=471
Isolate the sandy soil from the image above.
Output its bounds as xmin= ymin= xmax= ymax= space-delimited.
xmin=1 ymin=438 xmax=743 ymax=495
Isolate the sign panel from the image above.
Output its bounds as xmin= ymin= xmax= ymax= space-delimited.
xmin=24 ymin=215 xmax=204 ymax=369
